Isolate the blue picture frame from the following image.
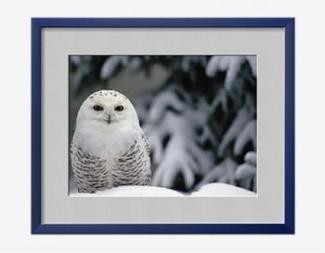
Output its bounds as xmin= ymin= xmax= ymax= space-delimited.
xmin=31 ymin=18 xmax=295 ymax=234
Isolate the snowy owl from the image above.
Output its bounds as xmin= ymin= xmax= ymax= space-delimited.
xmin=70 ymin=90 xmax=151 ymax=193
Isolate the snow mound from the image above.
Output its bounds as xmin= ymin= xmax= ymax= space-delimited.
xmin=70 ymin=183 xmax=255 ymax=197
xmin=191 ymin=183 xmax=256 ymax=197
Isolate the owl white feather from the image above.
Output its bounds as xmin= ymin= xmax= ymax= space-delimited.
xmin=70 ymin=90 xmax=151 ymax=193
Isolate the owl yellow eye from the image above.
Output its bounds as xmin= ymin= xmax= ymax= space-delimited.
xmin=93 ymin=105 xmax=104 ymax=111
xmin=114 ymin=105 xmax=124 ymax=112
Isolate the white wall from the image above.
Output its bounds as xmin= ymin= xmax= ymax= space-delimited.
xmin=0 ymin=0 xmax=324 ymax=252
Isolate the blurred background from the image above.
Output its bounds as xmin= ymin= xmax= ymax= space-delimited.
xmin=69 ymin=55 xmax=257 ymax=193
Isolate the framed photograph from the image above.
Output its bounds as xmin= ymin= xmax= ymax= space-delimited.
xmin=31 ymin=18 xmax=294 ymax=234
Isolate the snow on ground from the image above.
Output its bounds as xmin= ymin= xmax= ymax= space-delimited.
xmin=70 ymin=185 xmax=184 ymax=197
xmin=190 ymin=183 xmax=256 ymax=197
xmin=69 ymin=183 xmax=255 ymax=197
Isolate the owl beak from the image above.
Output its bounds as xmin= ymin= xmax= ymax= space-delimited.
xmin=107 ymin=114 xmax=111 ymax=124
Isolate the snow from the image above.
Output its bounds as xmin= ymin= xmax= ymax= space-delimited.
xmin=218 ymin=107 xmax=253 ymax=157
xmin=195 ymin=158 xmax=238 ymax=190
xmin=191 ymin=183 xmax=255 ymax=197
xmin=235 ymin=152 xmax=257 ymax=191
xmin=206 ymin=56 xmax=256 ymax=90
xmin=144 ymin=86 xmax=214 ymax=189
xmin=100 ymin=56 xmax=127 ymax=79
xmin=70 ymin=185 xmax=184 ymax=197
xmin=233 ymin=119 xmax=256 ymax=156
xmin=69 ymin=183 xmax=255 ymax=197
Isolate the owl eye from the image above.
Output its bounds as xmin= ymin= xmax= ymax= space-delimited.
xmin=114 ymin=105 xmax=124 ymax=112
xmin=93 ymin=105 xmax=104 ymax=111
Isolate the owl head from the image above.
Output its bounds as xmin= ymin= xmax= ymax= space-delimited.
xmin=76 ymin=90 xmax=140 ymax=130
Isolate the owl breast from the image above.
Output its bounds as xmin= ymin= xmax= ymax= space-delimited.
xmin=70 ymin=144 xmax=111 ymax=193
xmin=71 ymin=131 xmax=151 ymax=193
xmin=111 ymin=139 xmax=151 ymax=187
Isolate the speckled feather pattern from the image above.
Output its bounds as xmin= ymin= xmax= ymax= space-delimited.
xmin=70 ymin=144 xmax=111 ymax=193
xmin=112 ymin=137 xmax=151 ymax=187
xmin=70 ymin=137 xmax=151 ymax=193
